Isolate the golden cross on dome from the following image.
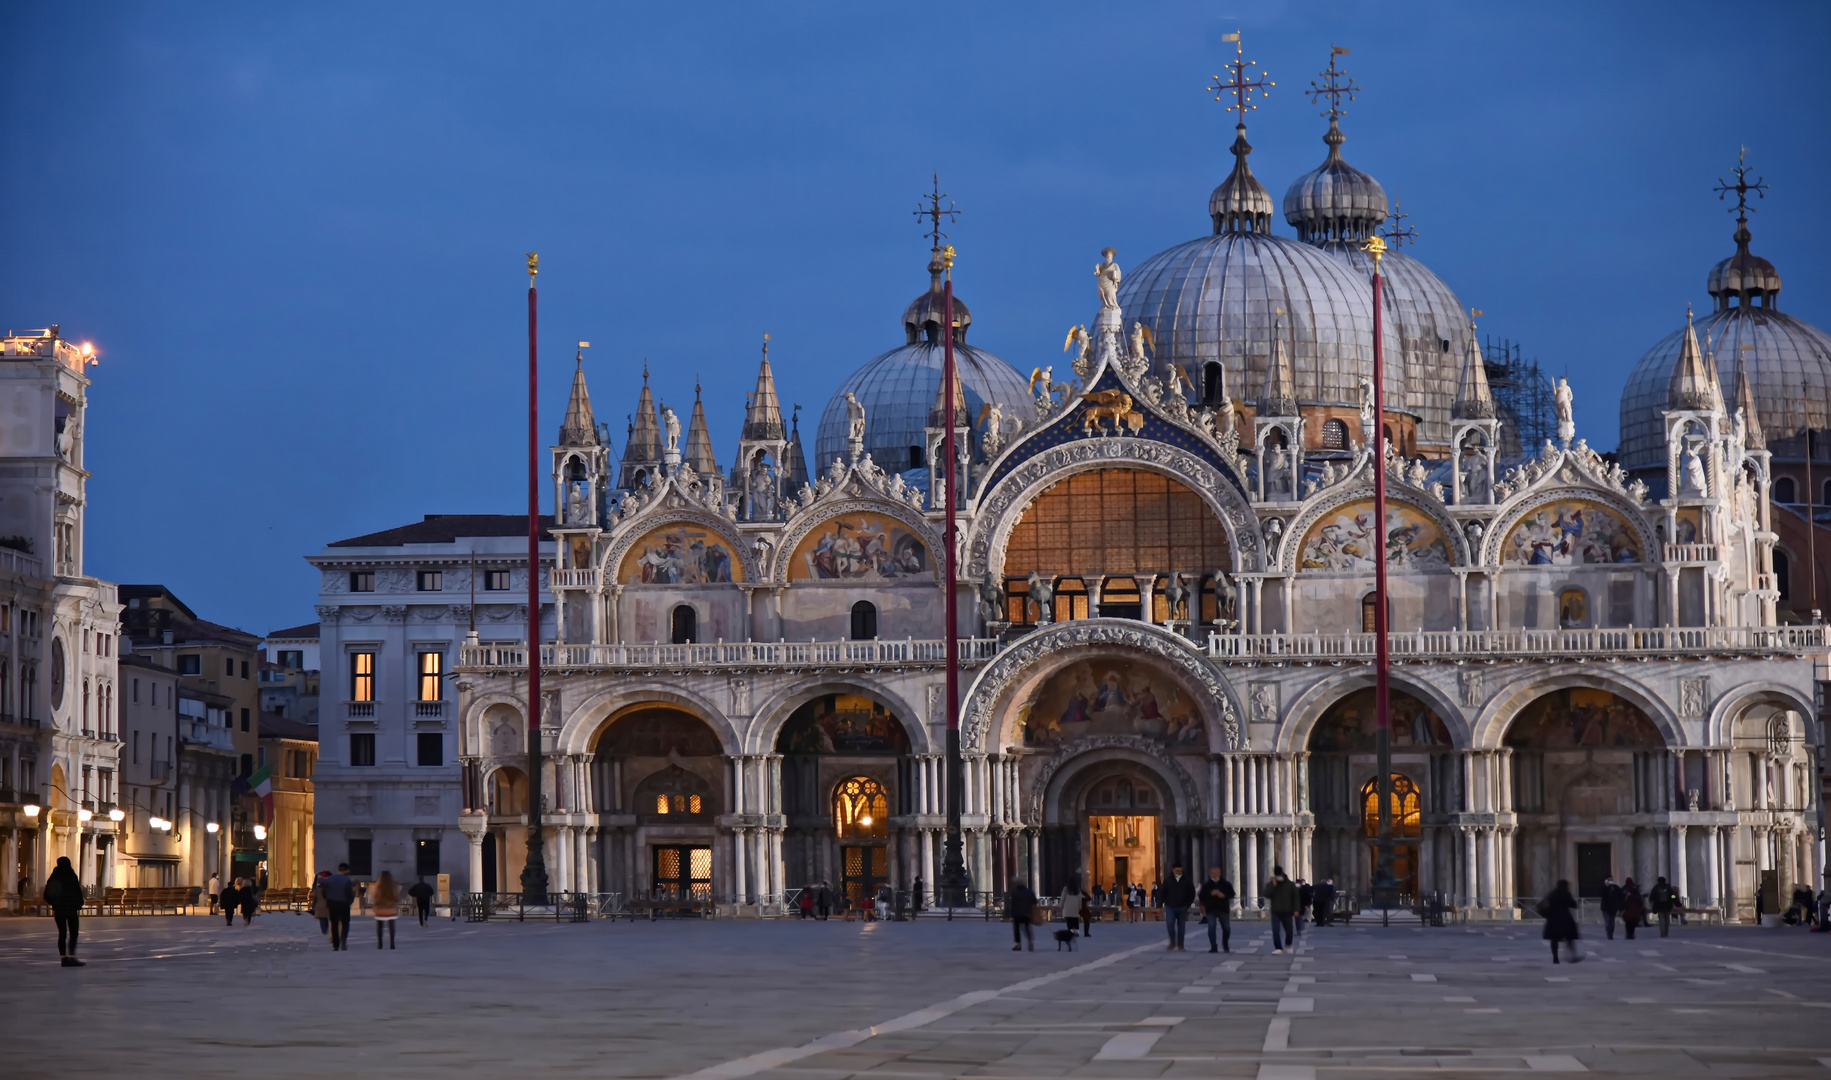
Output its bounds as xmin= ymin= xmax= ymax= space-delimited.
xmin=1208 ymin=31 xmax=1273 ymax=118
xmin=1309 ymin=45 xmax=1357 ymax=120
xmin=1379 ymin=197 xmax=1419 ymax=247
xmin=1713 ymin=146 xmax=1769 ymax=218
xmin=914 ymin=173 xmax=960 ymax=249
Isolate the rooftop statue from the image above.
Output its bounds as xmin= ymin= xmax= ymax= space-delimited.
xmin=1095 ymin=248 xmax=1122 ymax=311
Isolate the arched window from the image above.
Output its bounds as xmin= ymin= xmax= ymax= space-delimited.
xmin=1821 ymin=477 xmax=1831 ymax=506
xmin=909 ymin=445 xmax=924 ymax=470
xmin=834 ymin=776 xmax=889 ymax=839
xmin=670 ymin=605 xmax=697 ymax=644
xmin=486 ymin=767 xmax=527 ymax=816
xmin=1382 ymin=424 xmax=1395 ymax=448
xmin=1774 ymin=549 xmax=1791 ymax=601
xmin=1360 ymin=593 xmax=1382 ymax=633
xmin=1321 ymin=418 xmax=1349 ymax=450
xmin=636 ymin=765 xmax=713 ymax=821
xmin=1558 ymin=588 xmax=1588 ymax=628
xmin=850 ymin=600 xmax=877 ymax=640
xmin=1361 ymin=774 xmax=1421 ymax=837
xmin=1201 ymin=362 xmax=1225 ymax=405
xmin=1774 ymin=477 xmax=1796 ymax=504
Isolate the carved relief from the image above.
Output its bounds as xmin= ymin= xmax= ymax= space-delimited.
xmin=1679 ymin=676 xmax=1708 ymax=720
xmin=1250 ymin=682 xmax=1278 ymax=725
xmin=1458 ymin=668 xmax=1484 ymax=708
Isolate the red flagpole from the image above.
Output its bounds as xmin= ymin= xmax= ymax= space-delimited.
xmin=523 ymin=253 xmax=549 ymax=901
xmin=1367 ymin=238 xmax=1395 ymax=907
xmin=939 ymin=245 xmax=969 ymax=908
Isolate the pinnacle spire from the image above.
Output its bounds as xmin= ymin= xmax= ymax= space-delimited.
xmin=684 ymin=381 xmax=718 ymax=475
xmin=929 ymin=366 xmax=967 ymax=428
xmin=1670 ymin=306 xmax=1714 ymax=411
xmin=783 ymin=404 xmax=810 ymax=490
xmin=1734 ymin=347 xmax=1765 ymax=450
xmin=742 ymin=336 xmax=786 ymax=441
xmin=557 ymin=351 xmax=599 ymax=446
xmin=1452 ymin=327 xmax=1496 ymax=420
xmin=619 ymin=365 xmax=664 ymax=488
xmin=1259 ymin=320 xmax=1298 ymax=416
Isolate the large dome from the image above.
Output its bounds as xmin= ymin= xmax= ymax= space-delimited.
xmin=815 ymin=253 xmax=1031 ymax=474
xmin=1617 ymin=212 xmax=1831 ymax=472
xmin=1326 ymin=244 xmax=1474 ymax=452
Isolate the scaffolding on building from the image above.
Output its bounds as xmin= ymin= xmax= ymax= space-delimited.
xmin=1485 ymin=335 xmax=1555 ymax=458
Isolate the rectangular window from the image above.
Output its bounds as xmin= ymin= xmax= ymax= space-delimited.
xmin=349 ymin=732 xmax=376 ymax=766
xmin=350 ymin=652 xmax=375 ymax=702
xmin=484 ymin=570 xmax=511 ymax=591
xmin=225 ymin=658 xmax=234 ymax=677
xmin=416 ymin=651 xmax=443 ymax=702
xmin=241 ymin=660 xmax=249 ymax=679
xmin=178 ymin=655 xmax=201 ymax=675
xmin=348 ymin=838 xmax=373 ymax=876
xmin=279 ymin=650 xmax=303 ymax=669
xmin=240 ymin=707 xmax=250 ymax=732
xmin=415 ymin=838 xmax=440 ymax=877
xmin=132 ymin=678 xmax=139 ymax=703
xmin=417 ymin=731 xmax=443 ymax=767
xmin=350 ymin=571 xmax=375 ymax=593
xmin=132 ymin=731 xmax=139 ymax=765
xmin=416 ymin=570 xmax=443 ymax=592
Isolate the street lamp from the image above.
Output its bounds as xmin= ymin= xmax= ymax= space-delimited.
xmin=77 ymin=808 xmax=93 ymax=823
xmin=107 ymin=808 xmax=124 ymax=822
xmin=206 ymin=821 xmax=220 ymax=834
xmin=253 ymin=824 xmax=267 ymax=841
xmin=22 ymin=804 xmax=40 ymax=819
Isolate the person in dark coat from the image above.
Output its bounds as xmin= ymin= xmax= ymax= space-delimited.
xmin=239 ymin=878 xmax=259 ymax=924
xmin=219 ymin=878 xmax=242 ymax=926
xmin=1599 ymin=877 xmax=1624 ymax=940
xmin=816 ymin=881 xmax=832 ymax=921
xmin=1312 ymin=877 xmax=1337 ymax=927
xmin=1006 ymin=880 xmax=1037 ymax=951
xmin=1620 ymin=878 xmax=1645 ymax=940
xmin=1160 ymin=865 xmax=1197 ymax=951
xmin=1541 ymin=879 xmax=1582 ymax=963
xmin=1198 ymin=867 xmax=1234 ymax=953
xmin=42 ymin=856 xmax=85 ymax=967
xmin=408 ymin=877 xmax=435 ymax=926
xmin=1296 ymin=879 xmax=1314 ymax=936
xmin=1648 ymin=876 xmax=1677 ymax=937
xmin=1266 ymin=867 xmax=1300 ymax=954
xmin=322 ymin=863 xmax=358 ymax=950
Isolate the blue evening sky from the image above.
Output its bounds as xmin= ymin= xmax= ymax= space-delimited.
xmin=2 ymin=2 xmax=1826 ymax=639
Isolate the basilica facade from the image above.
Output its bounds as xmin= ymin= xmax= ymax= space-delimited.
xmin=310 ymin=66 xmax=1829 ymax=921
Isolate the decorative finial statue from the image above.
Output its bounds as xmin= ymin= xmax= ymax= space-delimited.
xmin=1358 ymin=376 xmax=1377 ymax=445
xmin=1095 ymin=248 xmax=1122 ymax=310
xmin=525 ymin=252 xmax=538 ymax=285
xmin=1554 ymin=377 xmax=1574 ymax=447
xmin=844 ymin=391 xmax=866 ymax=461
xmin=662 ymin=406 xmax=681 ymax=454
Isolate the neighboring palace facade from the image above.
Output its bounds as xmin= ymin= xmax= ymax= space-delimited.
xmin=313 ymin=80 xmax=1828 ymax=920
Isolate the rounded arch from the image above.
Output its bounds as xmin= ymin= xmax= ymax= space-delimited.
xmin=994 ymin=466 xmax=1235 ymax=589
xmin=1472 ymin=670 xmax=1680 ymax=750
xmin=602 ymin=510 xmax=758 ymax=585
xmin=1034 ymin=741 xmax=1202 ymax=826
xmin=1282 ymin=486 xmax=1467 ymax=573
xmin=773 ymin=497 xmax=938 ymax=586
xmin=746 ymin=679 xmax=930 ymax=755
xmin=467 ymin=695 xmax=529 ymax=759
xmin=961 ymin=619 xmax=1242 ymax=753
xmin=557 ymin=682 xmax=741 ymax=757
xmin=965 ymin=438 xmax=1260 ymax=581
xmin=482 ymin=764 xmax=528 ymax=815
xmin=1705 ymin=681 xmax=1816 ymax=747
xmin=1482 ymin=487 xmax=1655 ymax=568
xmin=1277 ymin=669 xmax=1470 ymax=754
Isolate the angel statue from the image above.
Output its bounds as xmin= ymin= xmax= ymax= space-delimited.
xmin=1167 ymin=362 xmax=1194 ymax=402
xmin=1063 ymin=324 xmax=1092 ymax=375
xmin=976 ymin=402 xmax=1008 ymax=459
xmin=1129 ymin=321 xmax=1154 ymax=365
xmin=1028 ymin=366 xmax=1063 ymax=414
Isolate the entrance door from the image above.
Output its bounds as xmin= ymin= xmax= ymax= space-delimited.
xmin=1576 ymin=843 xmax=1611 ymax=898
xmin=1367 ymin=843 xmax=1420 ymax=900
xmin=841 ymin=845 xmax=887 ymax=906
xmin=653 ymin=845 xmax=712 ymax=901
xmin=481 ymin=832 xmax=497 ymax=892
xmin=1089 ymin=815 xmax=1158 ymax=895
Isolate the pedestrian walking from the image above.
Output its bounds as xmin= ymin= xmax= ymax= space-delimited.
xmin=1313 ymin=876 xmax=1337 ymax=927
xmin=219 ymin=878 xmax=242 ymax=926
xmin=798 ymin=885 xmax=815 ymax=919
xmin=1649 ymin=876 xmax=1677 ymax=937
xmin=816 ymin=880 xmax=832 ymax=921
xmin=1006 ymin=879 xmax=1037 ymax=951
xmin=912 ymin=876 xmax=925 ymax=916
xmin=875 ymin=883 xmax=893 ymax=922
xmin=1198 ymin=867 xmax=1234 ymax=953
xmin=373 ymin=870 xmax=400 ymax=949
xmin=208 ymin=872 xmax=222 ymax=915
xmin=1160 ymin=865 xmax=1195 ymax=951
xmin=239 ymin=877 xmax=259 ymax=925
xmin=310 ymin=870 xmax=332 ymax=936
xmin=408 ymin=876 xmax=435 ymax=926
xmin=1295 ymin=878 xmax=1313 ymax=939
xmin=1599 ymin=876 xmax=1624 ymax=940
xmin=323 ymin=862 xmax=357 ymax=950
xmin=1060 ymin=876 xmax=1089 ymax=938
xmin=1267 ymin=866 xmax=1299 ymax=954
xmin=43 ymin=856 xmax=85 ymax=967
xmin=1621 ymin=878 xmax=1645 ymax=940
xmin=1540 ymin=879 xmax=1582 ymax=963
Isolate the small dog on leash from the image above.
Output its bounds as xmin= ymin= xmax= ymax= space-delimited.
xmin=1054 ymin=928 xmax=1077 ymax=951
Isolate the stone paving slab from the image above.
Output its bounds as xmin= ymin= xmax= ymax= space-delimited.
xmin=2 ymin=914 xmax=1830 ymax=1077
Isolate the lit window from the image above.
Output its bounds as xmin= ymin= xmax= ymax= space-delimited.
xmin=417 ymin=651 xmax=443 ymax=702
xmin=350 ymin=652 xmax=375 ymax=702
xmin=655 ymin=793 xmax=670 ymax=815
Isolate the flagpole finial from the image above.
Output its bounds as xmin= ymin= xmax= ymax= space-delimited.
xmin=526 ymin=252 xmax=539 ymax=286
xmin=1361 ymin=233 xmax=1387 ymax=271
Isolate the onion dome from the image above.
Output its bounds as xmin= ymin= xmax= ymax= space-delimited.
xmin=1209 ymin=125 xmax=1276 ymax=234
xmin=1283 ymin=117 xmax=1388 ymax=243
xmin=816 ymin=252 xmax=1030 ymax=474
xmin=1618 ymin=203 xmax=1831 ymax=472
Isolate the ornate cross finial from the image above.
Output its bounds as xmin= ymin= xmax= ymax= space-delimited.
xmin=1208 ymin=31 xmax=1273 ymax=119
xmin=1714 ymin=146 xmax=1769 ymax=218
xmin=914 ymin=173 xmax=960 ymax=250
xmin=525 ymin=252 xmax=538 ymax=286
xmin=1308 ymin=45 xmax=1356 ymax=120
xmin=1379 ymin=197 xmax=1419 ymax=246
xmin=762 ymin=332 xmax=770 ymax=361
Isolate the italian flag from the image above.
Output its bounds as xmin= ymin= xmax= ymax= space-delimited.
xmin=249 ymin=765 xmax=273 ymax=818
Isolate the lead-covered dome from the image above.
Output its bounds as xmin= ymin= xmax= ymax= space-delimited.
xmin=1618 ymin=212 xmax=1831 ymax=472
xmin=1283 ymin=118 xmax=1388 ymax=244
xmin=815 ymin=252 xmax=1031 ymax=474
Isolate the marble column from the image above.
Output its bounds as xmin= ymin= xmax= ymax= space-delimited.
xmin=1462 ymin=827 xmax=1478 ymax=909
xmin=1704 ymin=826 xmax=1721 ymax=909
xmin=733 ymin=827 xmax=749 ymax=904
xmin=1242 ymin=831 xmax=1259 ymax=911
xmin=1226 ymin=829 xmax=1242 ymax=913
xmin=1672 ymin=825 xmax=1689 ymax=903
xmin=1277 ymin=829 xmax=1292 ymax=878
xmin=921 ymin=829 xmax=935 ymax=903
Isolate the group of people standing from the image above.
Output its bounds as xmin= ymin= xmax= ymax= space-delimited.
xmin=305 ymin=865 xmax=435 ymax=949
xmin=211 ymin=875 xmax=261 ymax=926
xmin=1002 ymin=865 xmax=1336 ymax=954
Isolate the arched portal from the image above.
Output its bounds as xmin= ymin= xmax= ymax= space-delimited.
xmin=775 ymin=693 xmax=912 ymax=906
xmin=1307 ymin=689 xmax=1456 ymax=904
xmin=593 ymin=706 xmax=725 ymax=902
xmin=1504 ymin=688 xmax=1665 ymax=900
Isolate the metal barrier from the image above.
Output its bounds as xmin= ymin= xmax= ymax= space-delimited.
xmin=456 ymin=892 xmax=590 ymax=923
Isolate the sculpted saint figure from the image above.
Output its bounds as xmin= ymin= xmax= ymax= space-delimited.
xmin=1554 ymin=377 xmax=1573 ymax=426
xmin=844 ymin=391 xmax=867 ymax=444
xmin=662 ymin=406 xmax=681 ymax=453
xmin=1095 ymin=248 xmax=1122 ymax=310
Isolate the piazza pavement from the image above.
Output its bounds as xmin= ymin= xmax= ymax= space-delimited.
xmin=1 ymin=910 xmax=1828 ymax=1078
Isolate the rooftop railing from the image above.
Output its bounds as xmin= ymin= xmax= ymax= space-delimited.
xmin=1204 ymin=624 xmax=1828 ymax=662
xmin=460 ymin=638 xmax=1003 ymax=672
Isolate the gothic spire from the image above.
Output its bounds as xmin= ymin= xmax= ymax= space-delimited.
xmin=1260 ymin=319 xmax=1298 ymax=416
xmin=783 ymin=404 xmax=810 ymax=491
xmin=1452 ymin=326 xmax=1496 ymax=420
xmin=1669 ymin=307 xmax=1714 ymax=411
xmin=684 ymin=381 xmax=719 ymax=475
xmin=1734 ymin=347 xmax=1765 ymax=450
xmin=557 ymin=351 xmax=599 ymax=446
xmin=618 ymin=364 xmax=664 ymax=488
xmin=742 ymin=335 xmax=786 ymax=441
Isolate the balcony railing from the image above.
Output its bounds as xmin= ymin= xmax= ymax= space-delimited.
xmin=347 ymin=701 xmax=375 ymax=718
xmin=0 ymin=547 xmax=43 ymax=578
xmin=1204 ymin=624 xmax=1828 ymax=662
xmin=550 ymin=568 xmax=600 ymax=590
xmin=1664 ymin=543 xmax=1721 ymax=563
xmin=415 ymin=701 xmax=445 ymax=718
xmin=460 ymin=638 xmax=1003 ymax=672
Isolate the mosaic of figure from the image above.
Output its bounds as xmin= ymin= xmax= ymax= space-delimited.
xmin=1504 ymin=688 xmax=1663 ymax=749
xmin=622 ymin=526 xmax=738 ymax=584
xmin=1502 ymin=501 xmax=1641 ymax=565
xmin=776 ymin=694 xmax=910 ymax=755
xmin=1309 ymin=689 xmax=1452 ymax=752
xmin=791 ymin=515 xmax=929 ymax=581
xmin=1017 ymin=661 xmax=1204 ymax=748
xmin=1298 ymin=501 xmax=1453 ymax=571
